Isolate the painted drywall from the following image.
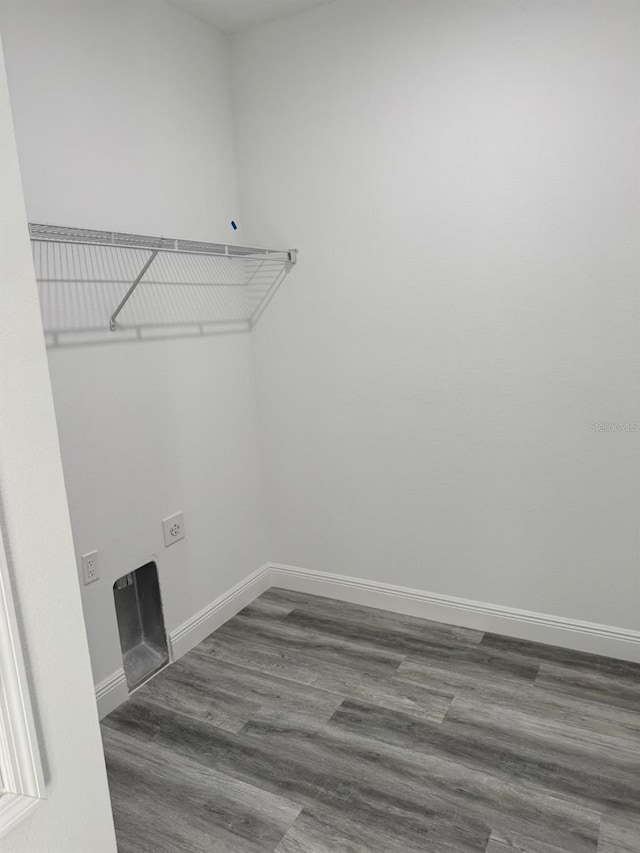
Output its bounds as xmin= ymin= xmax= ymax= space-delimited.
xmin=0 ymin=0 xmax=267 ymax=687
xmin=166 ymin=0 xmax=336 ymax=34
xmin=2 ymin=0 xmax=639 ymax=730
xmin=0 ymin=39 xmax=117 ymax=853
xmin=232 ymin=0 xmax=640 ymax=629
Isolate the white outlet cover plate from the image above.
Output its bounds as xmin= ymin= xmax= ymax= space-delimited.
xmin=162 ymin=512 xmax=185 ymax=547
xmin=81 ymin=550 xmax=99 ymax=585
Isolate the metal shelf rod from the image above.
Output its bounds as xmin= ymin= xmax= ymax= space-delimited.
xmin=30 ymin=236 xmax=290 ymax=260
xmin=109 ymin=251 xmax=159 ymax=331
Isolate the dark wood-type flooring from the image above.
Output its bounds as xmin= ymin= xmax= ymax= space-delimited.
xmin=102 ymin=588 xmax=640 ymax=852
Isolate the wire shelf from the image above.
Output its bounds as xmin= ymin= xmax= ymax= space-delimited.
xmin=29 ymin=223 xmax=297 ymax=341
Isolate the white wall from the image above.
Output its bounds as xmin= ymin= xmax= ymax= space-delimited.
xmin=232 ymin=0 xmax=640 ymax=629
xmin=0 ymin=0 xmax=267 ymax=687
xmin=0 ymin=38 xmax=117 ymax=853
xmin=2 ymin=0 xmax=638 ymax=717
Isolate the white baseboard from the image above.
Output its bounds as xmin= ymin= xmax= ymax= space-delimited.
xmin=95 ymin=560 xmax=640 ymax=715
xmin=169 ymin=564 xmax=272 ymax=660
xmin=96 ymin=668 xmax=128 ymax=719
xmin=268 ymin=563 xmax=640 ymax=663
xmin=95 ymin=565 xmax=272 ymax=718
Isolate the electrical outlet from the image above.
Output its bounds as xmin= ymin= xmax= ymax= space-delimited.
xmin=162 ymin=512 xmax=185 ymax=547
xmin=82 ymin=550 xmax=99 ymax=585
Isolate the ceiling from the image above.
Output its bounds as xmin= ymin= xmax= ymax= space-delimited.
xmin=166 ymin=0 xmax=337 ymax=34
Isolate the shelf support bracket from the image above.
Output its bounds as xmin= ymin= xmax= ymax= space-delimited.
xmin=109 ymin=250 xmax=159 ymax=331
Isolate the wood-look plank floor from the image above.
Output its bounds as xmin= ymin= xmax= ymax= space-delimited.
xmin=102 ymin=589 xmax=640 ymax=853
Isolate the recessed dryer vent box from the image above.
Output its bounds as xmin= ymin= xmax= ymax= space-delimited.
xmin=113 ymin=561 xmax=169 ymax=692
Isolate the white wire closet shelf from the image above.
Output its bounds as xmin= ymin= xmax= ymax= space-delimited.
xmin=29 ymin=223 xmax=297 ymax=340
